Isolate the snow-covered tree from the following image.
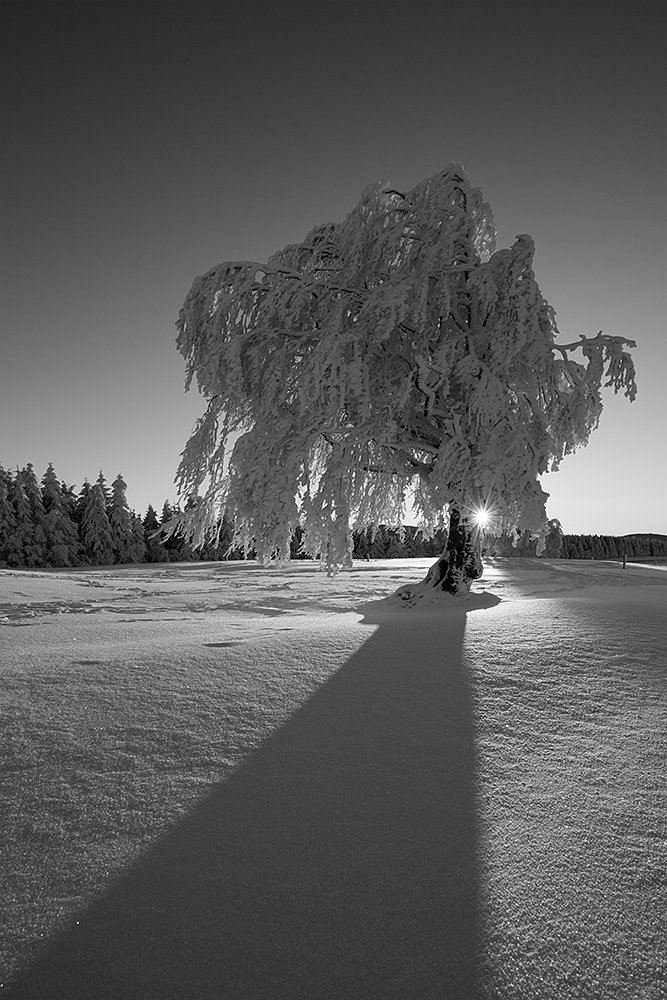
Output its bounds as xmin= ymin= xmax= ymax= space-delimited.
xmin=159 ymin=501 xmax=178 ymax=561
xmin=143 ymin=504 xmax=169 ymax=562
xmin=20 ymin=464 xmax=47 ymax=563
xmin=80 ymin=483 xmax=114 ymax=565
xmin=60 ymin=480 xmax=79 ymax=524
xmin=172 ymin=164 xmax=637 ymax=593
xmin=109 ymin=474 xmax=135 ymax=563
xmin=75 ymin=480 xmax=92 ymax=529
xmin=4 ymin=472 xmax=39 ymax=566
xmin=0 ymin=465 xmax=17 ymax=566
xmin=96 ymin=470 xmax=111 ymax=515
xmin=130 ymin=513 xmax=148 ymax=564
xmin=543 ymin=518 xmax=564 ymax=558
xmin=41 ymin=463 xmax=80 ymax=566
xmin=3 ymin=476 xmax=28 ymax=567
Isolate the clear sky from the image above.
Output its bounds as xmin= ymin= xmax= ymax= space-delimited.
xmin=1 ymin=0 xmax=665 ymax=535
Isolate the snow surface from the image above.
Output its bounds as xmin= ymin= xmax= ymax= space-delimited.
xmin=1 ymin=557 xmax=665 ymax=999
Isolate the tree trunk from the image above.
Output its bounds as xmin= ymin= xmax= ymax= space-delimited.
xmin=392 ymin=507 xmax=483 ymax=605
xmin=421 ymin=508 xmax=483 ymax=594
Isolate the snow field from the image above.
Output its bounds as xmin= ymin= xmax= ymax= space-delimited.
xmin=466 ymin=587 xmax=665 ymax=999
xmin=1 ymin=558 xmax=665 ymax=998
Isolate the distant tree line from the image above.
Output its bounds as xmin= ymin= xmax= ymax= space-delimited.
xmin=1 ymin=463 xmax=665 ymax=569
xmin=557 ymin=533 xmax=667 ymax=561
xmin=351 ymin=525 xmax=448 ymax=560
xmin=485 ymin=519 xmax=667 ymax=561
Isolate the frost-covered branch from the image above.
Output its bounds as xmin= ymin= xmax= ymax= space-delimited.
xmin=553 ymin=331 xmax=637 ymax=401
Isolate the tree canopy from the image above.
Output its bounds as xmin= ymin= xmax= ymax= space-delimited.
xmin=174 ymin=164 xmax=637 ymax=573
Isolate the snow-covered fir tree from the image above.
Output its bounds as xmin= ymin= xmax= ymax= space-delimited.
xmin=172 ymin=165 xmax=637 ymax=593
xmin=130 ymin=513 xmax=148 ymax=564
xmin=160 ymin=500 xmax=174 ymax=525
xmin=160 ymin=500 xmax=196 ymax=561
xmin=4 ymin=472 xmax=40 ymax=566
xmin=159 ymin=501 xmax=177 ymax=561
xmin=20 ymin=464 xmax=48 ymax=565
xmin=0 ymin=465 xmax=18 ymax=566
xmin=60 ymin=480 xmax=79 ymax=524
xmin=96 ymin=470 xmax=111 ymax=515
xmin=353 ymin=525 xmax=372 ymax=562
xmin=142 ymin=504 xmax=169 ymax=562
xmin=41 ymin=463 xmax=80 ymax=566
xmin=75 ymin=480 xmax=92 ymax=529
xmin=80 ymin=483 xmax=114 ymax=565
xmin=108 ymin=474 xmax=136 ymax=563
xmin=543 ymin=518 xmax=564 ymax=558
xmin=3 ymin=475 xmax=26 ymax=567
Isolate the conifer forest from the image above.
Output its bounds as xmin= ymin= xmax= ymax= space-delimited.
xmin=1 ymin=462 xmax=664 ymax=570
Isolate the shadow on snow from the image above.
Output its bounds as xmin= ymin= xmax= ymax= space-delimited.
xmin=11 ymin=592 xmax=500 ymax=1000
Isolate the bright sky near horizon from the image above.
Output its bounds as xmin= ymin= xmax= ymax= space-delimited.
xmin=1 ymin=1 xmax=665 ymax=535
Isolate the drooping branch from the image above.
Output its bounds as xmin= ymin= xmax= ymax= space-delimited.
xmin=553 ymin=331 xmax=637 ymax=400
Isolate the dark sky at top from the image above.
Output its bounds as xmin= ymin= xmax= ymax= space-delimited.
xmin=1 ymin=0 xmax=665 ymax=532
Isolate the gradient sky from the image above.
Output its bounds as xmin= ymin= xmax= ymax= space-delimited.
xmin=1 ymin=0 xmax=665 ymax=535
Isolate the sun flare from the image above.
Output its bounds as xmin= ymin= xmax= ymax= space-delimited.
xmin=472 ymin=508 xmax=491 ymax=528
xmin=464 ymin=499 xmax=502 ymax=535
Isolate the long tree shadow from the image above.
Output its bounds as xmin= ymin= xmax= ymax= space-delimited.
xmin=11 ymin=594 xmax=499 ymax=1000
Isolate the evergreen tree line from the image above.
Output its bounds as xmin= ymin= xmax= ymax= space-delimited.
xmin=0 ymin=463 xmax=237 ymax=569
xmin=341 ymin=522 xmax=667 ymax=562
xmin=350 ymin=524 xmax=449 ymax=560
xmin=2 ymin=464 xmax=665 ymax=569
xmin=0 ymin=462 xmax=451 ymax=569
xmin=485 ymin=521 xmax=667 ymax=561
xmin=558 ymin=533 xmax=667 ymax=561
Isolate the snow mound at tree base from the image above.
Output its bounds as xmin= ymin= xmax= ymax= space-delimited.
xmin=358 ymin=584 xmax=501 ymax=616
xmin=393 ymin=584 xmax=501 ymax=610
